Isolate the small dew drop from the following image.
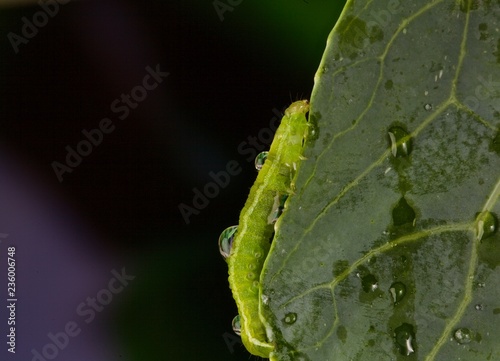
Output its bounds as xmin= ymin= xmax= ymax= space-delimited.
xmin=394 ymin=323 xmax=416 ymax=356
xmin=454 ymin=328 xmax=472 ymax=344
xmin=218 ymin=225 xmax=238 ymax=259
xmin=392 ymin=197 xmax=416 ymax=226
xmin=283 ymin=312 xmax=297 ymax=325
xmin=424 ymin=103 xmax=432 ymax=111
xmin=255 ymin=151 xmax=269 ymax=171
xmin=389 ymin=282 xmax=407 ymax=304
xmin=361 ymin=274 xmax=378 ymax=293
xmin=475 ymin=304 xmax=483 ymax=311
xmin=232 ymin=315 xmax=241 ymax=336
xmin=387 ymin=126 xmax=412 ymax=157
xmin=475 ymin=211 xmax=498 ymax=241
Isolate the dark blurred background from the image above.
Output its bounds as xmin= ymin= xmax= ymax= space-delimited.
xmin=0 ymin=1 xmax=345 ymax=360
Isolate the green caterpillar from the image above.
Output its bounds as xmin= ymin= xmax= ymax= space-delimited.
xmin=218 ymin=100 xmax=310 ymax=358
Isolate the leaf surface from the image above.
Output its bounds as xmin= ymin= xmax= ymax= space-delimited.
xmin=261 ymin=1 xmax=500 ymax=360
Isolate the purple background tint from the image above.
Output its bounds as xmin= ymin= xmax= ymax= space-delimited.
xmin=0 ymin=150 xmax=129 ymax=361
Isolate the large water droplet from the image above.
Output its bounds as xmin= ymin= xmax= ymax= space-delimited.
xmin=475 ymin=211 xmax=498 ymax=241
xmin=218 ymin=225 xmax=238 ymax=259
xmin=389 ymin=282 xmax=407 ymax=304
xmin=392 ymin=197 xmax=416 ymax=226
xmin=388 ymin=126 xmax=412 ymax=157
xmin=232 ymin=315 xmax=241 ymax=336
xmin=337 ymin=325 xmax=348 ymax=343
xmin=255 ymin=151 xmax=269 ymax=171
xmin=283 ymin=312 xmax=297 ymax=325
xmin=454 ymin=328 xmax=472 ymax=344
xmin=361 ymin=274 xmax=378 ymax=292
xmin=394 ymin=323 xmax=416 ymax=356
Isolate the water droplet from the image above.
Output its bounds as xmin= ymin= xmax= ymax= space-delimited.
xmin=232 ymin=315 xmax=241 ymax=336
xmin=454 ymin=328 xmax=472 ymax=344
xmin=475 ymin=304 xmax=483 ymax=311
xmin=254 ymin=151 xmax=268 ymax=171
xmin=424 ymin=103 xmax=432 ymax=111
xmin=361 ymin=274 xmax=378 ymax=292
xmin=387 ymin=126 xmax=412 ymax=157
xmin=337 ymin=325 xmax=348 ymax=343
xmin=283 ymin=312 xmax=297 ymax=325
xmin=392 ymin=197 xmax=416 ymax=226
xmin=389 ymin=282 xmax=407 ymax=304
xmin=218 ymin=225 xmax=238 ymax=259
xmin=475 ymin=211 xmax=498 ymax=241
xmin=394 ymin=323 xmax=415 ymax=356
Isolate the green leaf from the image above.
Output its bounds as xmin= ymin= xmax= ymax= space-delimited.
xmin=261 ymin=1 xmax=500 ymax=360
